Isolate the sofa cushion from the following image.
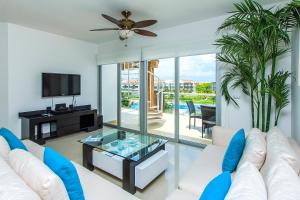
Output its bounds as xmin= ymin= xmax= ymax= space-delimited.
xmin=23 ymin=140 xmax=139 ymax=200
xmin=0 ymin=135 xmax=10 ymax=161
xmin=212 ymin=126 xmax=238 ymax=147
xmin=23 ymin=139 xmax=45 ymax=160
xmin=199 ymin=172 xmax=231 ymax=200
xmin=73 ymin=161 xmax=139 ymax=200
xmin=0 ymin=128 xmax=27 ymax=151
xmin=9 ymin=149 xmax=69 ymax=200
xmin=0 ymin=155 xmax=41 ymax=200
xmin=44 ymin=147 xmax=84 ymax=200
xmin=222 ymin=129 xmax=245 ymax=172
xmin=237 ymin=128 xmax=266 ymax=170
xmin=265 ymin=161 xmax=300 ymax=200
xmin=225 ymin=162 xmax=267 ymax=200
xmin=261 ymin=127 xmax=300 ymax=176
xmin=178 ymin=145 xmax=226 ymax=196
xmin=288 ymin=138 xmax=300 ymax=175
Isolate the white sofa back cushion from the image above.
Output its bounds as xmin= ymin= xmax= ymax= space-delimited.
xmin=0 ymin=154 xmax=41 ymax=200
xmin=225 ymin=162 xmax=267 ymax=200
xmin=22 ymin=139 xmax=45 ymax=160
xmin=0 ymin=136 xmax=10 ymax=161
xmin=261 ymin=127 xmax=300 ymax=176
xmin=212 ymin=126 xmax=238 ymax=147
xmin=9 ymin=149 xmax=70 ymax=200
xmin=237 ymin=128 xmax=266 ymax=170
xmin=265 ymin=161 xmax=300 ymax=200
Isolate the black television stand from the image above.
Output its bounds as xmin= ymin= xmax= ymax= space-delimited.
xmin=19 ymin=107 xmax=102 ymax=145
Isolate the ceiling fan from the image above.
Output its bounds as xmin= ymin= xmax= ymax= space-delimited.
xmin=90 ymin=10 xmax=158 ymax=46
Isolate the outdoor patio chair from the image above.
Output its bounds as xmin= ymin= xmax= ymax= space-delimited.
xmin=186 ymin=100 xmax=202 ymax=129
xmin=201 ymin=105 xmax=216 ymax=138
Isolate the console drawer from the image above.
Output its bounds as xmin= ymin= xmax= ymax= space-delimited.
xmin=57 ymin=117 xmax=79 ymax=127
xmin=57 ymin=124 xmax=80 ymax=136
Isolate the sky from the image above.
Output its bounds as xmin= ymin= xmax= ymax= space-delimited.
xmin=155 ymin=54 xmax=216 ymax=82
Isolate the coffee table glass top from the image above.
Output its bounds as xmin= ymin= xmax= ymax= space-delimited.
xmin=79 ymin=128 xmax=168 ymax=162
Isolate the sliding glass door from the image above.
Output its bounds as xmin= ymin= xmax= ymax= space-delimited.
xmin=100 ymin=53 xmax=217 ymax=146
xmin=101 ymin=64 xmax=118 ymax=126
xmin=147 ymin=58 xmax=175 ymax=139
xmin=179 ymin=54 xmax=216 ymax=144
xmin=120 ymin=62 xmax=140 ymax=131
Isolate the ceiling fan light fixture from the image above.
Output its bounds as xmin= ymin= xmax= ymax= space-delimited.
xmin=119 ymin=29 xmax=134 ymax=40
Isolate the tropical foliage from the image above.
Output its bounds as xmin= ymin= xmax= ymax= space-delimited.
xmin=196 ymin=83 xmax=214 ymax=93
xmin=216 ymin=0 xmax=299 ymax=132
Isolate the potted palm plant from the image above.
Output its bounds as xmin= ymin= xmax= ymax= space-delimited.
xmin=216 ymin=0 xmax=298 ymax=132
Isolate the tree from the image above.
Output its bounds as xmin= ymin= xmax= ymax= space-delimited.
xmin=196 ymin=83 xmax=213 ymax=93
xmin=216 ymin=0 xmax=298 ymax=131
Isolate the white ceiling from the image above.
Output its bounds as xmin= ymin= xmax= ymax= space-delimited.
xmin=0 ymin=0 xmax=287 ymax=44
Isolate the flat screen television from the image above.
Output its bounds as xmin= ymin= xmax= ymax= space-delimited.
xmin=42 ymin=73 xmax=81 ymax=97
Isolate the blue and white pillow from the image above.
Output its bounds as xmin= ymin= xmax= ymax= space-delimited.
xmin=44 ymin=147 xmax=85 ymax=200
xmin=222 ymin=129 xmax=246 ymax=172
xmin=0 ymin=128 xmax=28 ymax=151
xmin=199 ymin=172 xmax=231 ymax=200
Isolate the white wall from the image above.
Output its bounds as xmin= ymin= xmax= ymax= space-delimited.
xmin=98 ymin=11 xmax=293 ymax=136
xmin=0 ymin=23 xmax=8 ymax=127
xmin=6 ymin=23 xmax=98 ymax=137
xmin=291 ymin=29 xmax=300 ymax=144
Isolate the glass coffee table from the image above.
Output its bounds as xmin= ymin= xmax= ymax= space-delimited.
xmin=79 ymin=128 xmax=168 ymax=194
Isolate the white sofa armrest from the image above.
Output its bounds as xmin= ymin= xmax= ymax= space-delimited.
xmin=212 ymin=126 xmax=237 ymax=147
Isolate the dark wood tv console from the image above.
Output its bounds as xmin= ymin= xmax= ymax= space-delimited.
xmin=19 ymin=107 xmax=102 ymax=145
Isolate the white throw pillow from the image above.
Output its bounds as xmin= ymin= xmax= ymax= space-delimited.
xmin=0 ymin=155 xmax=41 ymax=200
xmin=9 ymin=149 xmax=69 ymax=200
xmin=225 ymin=162 xmax=267 ymax=200
xmin=0 ymin=136 xmax=10 ymax=161
xmin=238 ymin=128 xmax=266 ymax=170
xmin=265 ymin=161 xmax=300 ymax=200
xmin=261 ymin=127 xmax=300 ymax=176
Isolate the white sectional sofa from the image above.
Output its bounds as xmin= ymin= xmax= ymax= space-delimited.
xmin=167 ymin=126 xmax=300 ymax=200
xmin=0 ymin=139 xmax=139 ymax=200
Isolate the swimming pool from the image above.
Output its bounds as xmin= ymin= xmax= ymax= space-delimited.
xmin=130 ymin=102 xmax=206 ymax=112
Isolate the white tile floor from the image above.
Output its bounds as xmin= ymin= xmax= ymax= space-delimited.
xmin=45 ymin=129 xmax=203 ymax=200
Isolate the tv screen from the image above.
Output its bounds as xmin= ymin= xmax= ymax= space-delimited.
xmin=42 ymin=73 xmax=81 ymax=97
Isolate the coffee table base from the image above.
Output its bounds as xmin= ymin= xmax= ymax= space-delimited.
xmin=82 ymin=143 xmax=166 ymax=194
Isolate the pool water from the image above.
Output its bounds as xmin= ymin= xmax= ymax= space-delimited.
xmin=130 ymin=102 xmax=206 ymax=112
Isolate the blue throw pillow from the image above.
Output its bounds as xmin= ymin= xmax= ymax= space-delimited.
xmin=222 ymin=129 xmax=246 ymax=172
xmin=44 ymin=147 xmax=84 ymax=200
xmin=199 ymin=172 xmax=231 ymax=200
xmin=0 ymin=128 xmax=27 ymax=151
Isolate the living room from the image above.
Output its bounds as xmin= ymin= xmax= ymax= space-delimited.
xmin=0 ymin=0 xmax=300 ymax=200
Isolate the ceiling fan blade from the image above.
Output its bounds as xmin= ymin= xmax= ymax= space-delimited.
xmin=134 ymin=29 xmax=157 ymax=37
xmin=133 ymin=20 xmax=157 ymax=28
xmin=90 ymin=28 xmax=120 ymax=31
xmin=101 ymin=14 xmax=122 ymax=27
